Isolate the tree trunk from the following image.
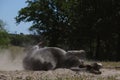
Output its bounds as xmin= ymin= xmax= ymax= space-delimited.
xmin=95 ymin=34 xmax=100 ymax=60
xmin=89 ymin=38 xmax=94 ymax=59
xmin=117 ymin=33 xmax=120 ymax=61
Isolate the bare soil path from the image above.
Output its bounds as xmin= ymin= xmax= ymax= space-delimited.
xmin=0 ymin=68 xmax=120 ymax=80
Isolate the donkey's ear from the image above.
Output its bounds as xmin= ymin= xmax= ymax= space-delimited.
xmin=37 ymin=41 xmax=44 ymax=47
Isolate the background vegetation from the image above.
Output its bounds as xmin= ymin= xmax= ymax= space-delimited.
xmin=0 ymin=19 xmax=40 ymax=47
xmin=0 ymin=19 xmax=10 ymax=48
xmin=1 ymin=0 xmax=120 ymax=61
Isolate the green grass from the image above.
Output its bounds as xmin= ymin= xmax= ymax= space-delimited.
xmin=101 ymin=61 xmax=120 ymax=69
xmin=0 ymin=45 xmax=24 ymax=54
xmin=0 ymin=45 xmax=24 ymax=60
xmin=9 ymin=46 xmax=24 ymax=56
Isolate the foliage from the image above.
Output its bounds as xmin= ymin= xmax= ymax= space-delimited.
xmin=16 ymin=0 xmax=120 ymax=61
xmin=9 ymin=34 xmax=40 ymax=46
xmin=0 ymin=19 xmax=10 ymax=48
xmin=0 ymin=19 xmax=6 ymax=31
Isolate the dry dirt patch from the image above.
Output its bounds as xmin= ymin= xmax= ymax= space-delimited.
xmin=0 ymin=68 xmax=120 ymax=80
xmin=0 ymin=47 xmax=120 ymax=80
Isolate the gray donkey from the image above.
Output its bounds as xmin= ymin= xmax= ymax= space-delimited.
xmin=23 ymin=43 xmax=82 ymax=71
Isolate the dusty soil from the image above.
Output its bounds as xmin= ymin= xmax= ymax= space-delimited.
xmin=0 ymin=48 xmax=120 ymax=80
xmin=0 ymin=68 xmax=120 ymax=80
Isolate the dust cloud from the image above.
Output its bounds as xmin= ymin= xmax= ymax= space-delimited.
xmin=0 ymin=49 xmax=25 ymax=71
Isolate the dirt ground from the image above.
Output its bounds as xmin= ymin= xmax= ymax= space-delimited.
xmin=0 ymin=68 xmax=120 ymax=80
xmin=0 ymin=48 xmax=120 ymax=80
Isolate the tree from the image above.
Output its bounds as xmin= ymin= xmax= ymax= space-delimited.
xmin=0 ymin=19 xmax=10 ymax=47
xmin=16 ymin=0 xmax=69 ymax=46
xmin=0 ymin=19 xmax=6 ymax=31
xmin=16 ymin=0 xmax=120 ymax=60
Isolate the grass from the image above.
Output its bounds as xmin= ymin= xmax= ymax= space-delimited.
xmin=101 ymin=61 xmax=120 ymax=68
xmin=0 ymin=45 xmax=24 ymax=54
xmin=0 ymin=45 xmax=24 ymax=59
